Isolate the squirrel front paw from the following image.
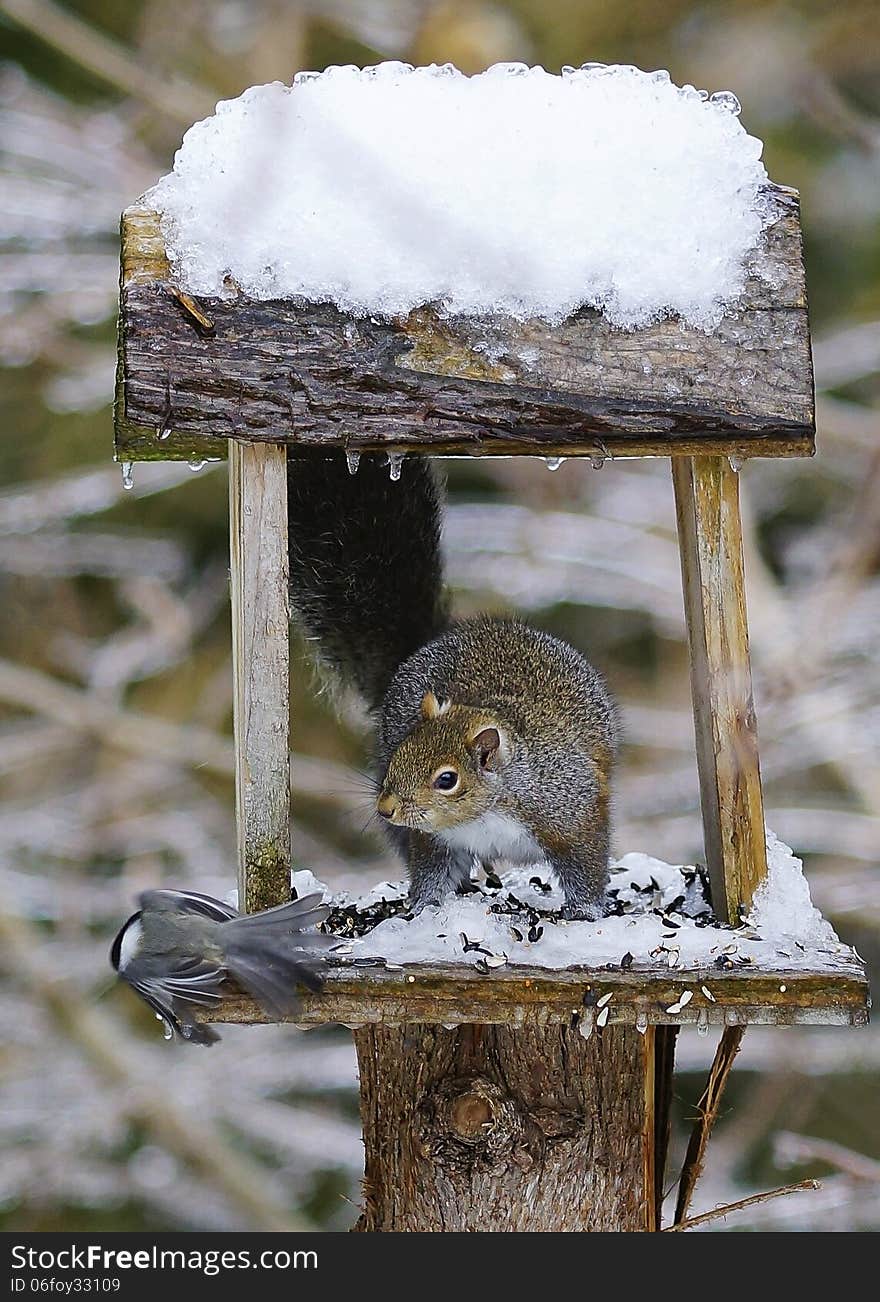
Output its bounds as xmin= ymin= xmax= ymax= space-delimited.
xmin=560 ymin=898 xmax=608 ymax=923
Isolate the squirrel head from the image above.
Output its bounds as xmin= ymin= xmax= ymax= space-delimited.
xmin=376 ymin=691 xmax=510 ymax=831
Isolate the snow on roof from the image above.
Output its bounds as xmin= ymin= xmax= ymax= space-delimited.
xmin=297 ymin=831 xmax=854 ymax=977
xmin=149 ymin=61 xmax=772 ymax=332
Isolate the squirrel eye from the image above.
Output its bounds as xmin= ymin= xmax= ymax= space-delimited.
xmin=432 ymin=769 xmax=459 ymax=792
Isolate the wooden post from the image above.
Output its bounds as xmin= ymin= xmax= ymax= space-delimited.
xmin=229 ymin=439 xmax=291 ymax=913
xmin=672 ymin=455 xmax=768 ymax=923
xmin=353 ymin=1023 xmax=662 ymax=1232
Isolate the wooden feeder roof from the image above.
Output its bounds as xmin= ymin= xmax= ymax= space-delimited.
xmin=116 ymin=183 xmax=814 ymax=465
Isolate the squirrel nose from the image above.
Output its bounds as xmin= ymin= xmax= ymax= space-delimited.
xmin=377 ymin=794 xmax=398 ymax=821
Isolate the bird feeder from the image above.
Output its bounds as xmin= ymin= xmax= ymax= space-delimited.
xmin=115 ymin=169 xmax=868 ymax=1231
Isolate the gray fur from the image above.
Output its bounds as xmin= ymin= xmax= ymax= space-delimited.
xmin=378 ymin=618 xmax=619 ymax=916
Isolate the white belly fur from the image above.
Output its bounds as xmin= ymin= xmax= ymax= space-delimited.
xmin=438 ymin=811 xmax=546 ymax=865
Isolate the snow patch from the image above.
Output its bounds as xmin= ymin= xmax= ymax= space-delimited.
xmin=748 ymin=828 xmax=837 ymax=948
xmin=320 ymin=833 xmax=853 ymax=974
xmin=149 ymin=61 xmax=772 ymax=331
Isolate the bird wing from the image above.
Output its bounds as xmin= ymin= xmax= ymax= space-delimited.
xmin=137 ymin=888 xmax=239 ymax=923
xmin=123 ymin=956 xmax=225 ymax=1046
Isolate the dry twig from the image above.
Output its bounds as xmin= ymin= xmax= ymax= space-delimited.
xmin=665 ymin=1179 xmax=820 ymax=1232
xmin=674 ymin=1025 xmax=746 ymax=1224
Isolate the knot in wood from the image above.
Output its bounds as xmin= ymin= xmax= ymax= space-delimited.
xmin=418 ymin=1075 xmax=526 ymax=1173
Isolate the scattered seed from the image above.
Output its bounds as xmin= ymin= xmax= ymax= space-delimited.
xmin=779 ymin=983 xmax=787 ymax=993
xmin=407 ymin=975 xmax=415 ymax=983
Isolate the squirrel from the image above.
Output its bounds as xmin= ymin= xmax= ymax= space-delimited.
xmin=287 ymin=452 xmax=619 ymax=920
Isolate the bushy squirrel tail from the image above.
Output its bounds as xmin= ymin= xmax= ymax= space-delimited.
xmin=287 ymin=452 xmax=449 ymax=711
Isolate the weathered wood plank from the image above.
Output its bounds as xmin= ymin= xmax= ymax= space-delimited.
xmin=116 ymin=187 xmax=815 ymax=461
xmin=353 ymin=1022 xmax=654 ymax=1231
xmin=672 ymin=455 xmax=768 ymax=923
xmin=229 ymin=440 xmax=291 ymax=912
xmin=205 ymin=957 xmax=869 ymax=1029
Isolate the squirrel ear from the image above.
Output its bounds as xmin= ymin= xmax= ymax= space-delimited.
xmin=472 ymin=726 xmax=504 ymax=770
xmin=421 ymin=691 xmax=450 ymax=720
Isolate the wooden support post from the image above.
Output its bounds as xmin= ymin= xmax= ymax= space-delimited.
xmin=229 ymin=439 xmax=291 ymax=913
xmin=353 ymin=1023 xmax=661 ymax=1232
xmin=672 ymin=455 xmax=768 ymax=924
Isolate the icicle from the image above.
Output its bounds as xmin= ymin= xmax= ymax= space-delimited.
xmin=697 ymin=1009 xmax=709 ymax=1038
xmin=345 ymin=449 xmax=361 ymax=475
xmin=387 ymin=452 xmax=404 ymax=481
xmin=728 ymin=454 xmax=744 ymax=472
xmin=162 ymin=1024 xmax=173 ymax=1041
xmin=636 ymin=1011 xmax=648 ymax=1035
xmin=578 ymin=1009 xmax=595 ymax=1041
xmin=157 ymin=421 xmax=172 ymax=440
xmin=120 ymin=461 xmax=134 ymax=491
xmin=544 ymin=456 xmax=565 ymax=471
xmin=188 ymin=458 xmax=206 ymax=472
xmin=590 ymin=452 xmax=606 ymax=470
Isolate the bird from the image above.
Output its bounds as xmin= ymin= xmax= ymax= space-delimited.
xmin=110 ymin=888 xmax=332 ymax=1045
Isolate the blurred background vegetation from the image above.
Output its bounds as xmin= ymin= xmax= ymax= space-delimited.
xmin=0 ymin=0 xmax=878 ymax=1231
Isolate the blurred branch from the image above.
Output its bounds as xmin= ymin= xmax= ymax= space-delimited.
xmin=0 ymin=655 xmax=356 ymax=800
xmin=0 ymin=0 xmax=213 ymax=123
xmin=775 ymin=1132 xmax=880 ymax=1182
xmin=0 ymin=906 xmax=315 ymax=1231
xmin=0 ymin=463 xmax=198 ymax=536
xmin=813 ymin=320 xmax=880 ymax=389
xmin=796 ymin=67 xmax=880 ymax=155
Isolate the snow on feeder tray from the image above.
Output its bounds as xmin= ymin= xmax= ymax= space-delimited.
xmin=114 ymin=62 xmax=867 ymax=1233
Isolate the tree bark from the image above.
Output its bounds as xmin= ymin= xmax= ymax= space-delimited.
xmin=353 ymin=1023 xmax=657 ymax=1232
